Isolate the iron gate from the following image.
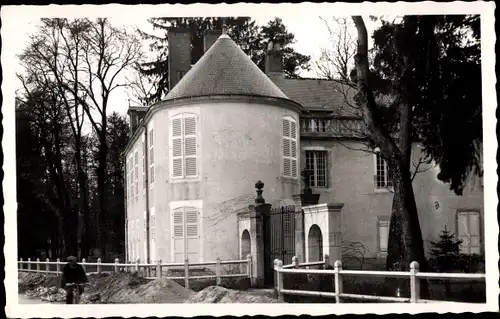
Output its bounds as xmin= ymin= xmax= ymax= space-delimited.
xmin=263 ymin=205 xmax=298 ymax=286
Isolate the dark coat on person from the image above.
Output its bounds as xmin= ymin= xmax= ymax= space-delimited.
xmin=60 ymin=263 xmax=88 ymax=288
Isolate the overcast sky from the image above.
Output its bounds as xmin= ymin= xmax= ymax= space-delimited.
xmin=4 ymin=4 xmax=385 ymax=118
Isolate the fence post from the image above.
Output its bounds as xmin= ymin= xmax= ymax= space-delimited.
xmin=19 ymin=258 xmax=23 ymax=271
xmin=275 ymin=260 xmax=284 ymax=301
xmin=97 ymin=258 xmax=102 ymax=274
xmin=410 ymin=261 xmax=420 ymax=303
xmin=184 ymin=258 xmax=190 ymax=290
xmin=292 ymin=256 xmax=299 ymax=269
xmin=81 ymin=258 xmax=86 ymax=272
xmin=157 ymin=260 xmax=162 ymax=279
xmin=247 ymin=254 xmax=253 ymax=278
xmin=114 ymin=258 xmax=119 ymax=273
xmin=28 ymin=258 xmax=31 ymax=271
xmin=215 ymin=257 xmax=222 ymax=286
xmin=334 ymin=260 xmax=343 ymax=304
xmin=273 ymin=259 xmax=279 ymax=290
xmin=324 ymin=254 xmax=330 ymax=269
xmin=135 ymin=258 xmax=139 ymax=272
xmin=46 ymin=258 xmax=50 ymax=274
xmin=56 ymin=258 xmax=61 ymax=275
xmin=36 ymin=258 xmax=40 ymax=271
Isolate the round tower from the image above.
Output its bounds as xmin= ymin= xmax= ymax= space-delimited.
xmin=146 ymin=31 xmax=302 ymax=263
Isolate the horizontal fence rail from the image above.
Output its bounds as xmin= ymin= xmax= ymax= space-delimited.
xmin=18 ymin=254 xmax=253 ymax=290
xmin=274 ymin=255 xmax=486 ymax=304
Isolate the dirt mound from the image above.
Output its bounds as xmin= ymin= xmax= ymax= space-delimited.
xmin=25 ymin=286 xmax=66 ymax=303
xmin=186 ymin=286 xmax=282 ymax=303
xmin=104 ymin=278 xmax=194 ymax=304
xmin=18 ymin=271 xmax=195 ymax=304
xmin=18 ymin=272 xmax=53 ymax=293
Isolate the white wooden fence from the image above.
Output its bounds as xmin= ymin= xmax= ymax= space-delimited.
xmin=18 ymin=255 xmax=253 ymax=290
xmin=274 ymin=255 xmax=486 ymax=304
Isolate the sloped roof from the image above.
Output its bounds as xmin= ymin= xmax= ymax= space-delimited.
xmin=164 ymin=34 xmax=289 ymax=101
xmin=271 ymin=77 xmax=361 ymax=116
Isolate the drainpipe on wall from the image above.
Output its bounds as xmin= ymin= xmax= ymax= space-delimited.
xmin=143 ymin=126 xmax=151 ymax=264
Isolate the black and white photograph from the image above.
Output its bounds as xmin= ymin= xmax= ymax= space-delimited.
xmin=2 ymin=2 xmax=498 ymax=317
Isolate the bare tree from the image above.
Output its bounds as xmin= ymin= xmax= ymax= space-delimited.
xmin=315 ymin=17 xmax=357 ymax=81
xmin=126 ymin=64 xmax=162 ymax=107
xmin=17 ymin=18 xmax=143 ymax=258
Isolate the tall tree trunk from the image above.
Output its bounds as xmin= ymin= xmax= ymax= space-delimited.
xmin=352 ymin=15 xmax=429 ymax=298
xmin=97 ymin=124 xmax=108 ymax=258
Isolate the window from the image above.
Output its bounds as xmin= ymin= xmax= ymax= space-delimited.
xmin=282 ymin=117 xmax=298 ymax=178
xmin=129 ymin=156 xmax=134 ymax=203
xmin=172 ymin=207 xmax=200 ymax=263
xmin=150 ymin=209 xmax=156 ymax=262
xmin=149 ymin=129 xmax=155 ymax=186
xmin=377 ymin=217 xmax=390 ymax=255
xmin=142 ymin=141 xmax=146 ymax=195
xmin=129 ymin=219 xmax=135 ymax=262
xmin=134 ymin=150 xmax=139 ymax=201
xmin=171 ymin=114 xmax=198 ymax=179
xmin=456 ymin=211 xmax=481 ymax=255
xmin=375 ymin=151 xmax=393 ymax=190
xmin=305 ymin=151 xmax=328 ymax=187
xmin=126 ymin=158 xmax=131 ymax=204
xmin=128 ymin=220 xmax=133 ymax=261
xmin=135 ymin=219 xmax=140 ymax=262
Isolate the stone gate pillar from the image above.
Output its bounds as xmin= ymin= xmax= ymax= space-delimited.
xmin=292 ymin=169 xmax=321 ymax=263
xmin=246 ymin=181 xmax=269 ymax=287
xmin=303 ymin=203 xmax=344 ymax=265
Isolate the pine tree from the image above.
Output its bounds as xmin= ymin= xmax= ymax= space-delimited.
xmin=430 ymin=226 xmax=462 ymax=272
xmin=429 ymin=226 xmax=463 ymax=298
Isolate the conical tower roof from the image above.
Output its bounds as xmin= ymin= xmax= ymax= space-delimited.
xmin=164 ymin=33 xmax=290 ymax=101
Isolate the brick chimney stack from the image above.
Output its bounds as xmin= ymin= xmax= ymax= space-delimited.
xmin=168 ymin=27 xmax=192 ymax=91
xmin=127 ymin=106 xmax=148 ymax=135
xmin=203 ymin=29 xmax=222 ymax=53
xmin=265 ymin=41 xmax=284 ymax=78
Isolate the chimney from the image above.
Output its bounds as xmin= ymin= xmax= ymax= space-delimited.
xmin=203 ymin=29 xmax=222 ymax=53
xmin=168 ymin=27 xmax=192 ymax=91
xmin=265 ymin=41 xmax=284 ymax=77
xmin=127 ymin=106 xmax=148 ymax=135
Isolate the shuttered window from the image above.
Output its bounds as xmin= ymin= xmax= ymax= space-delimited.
xmin=457 ymin=211 xmax=481 ymax=255
xmin=150 ymin=211 xmax=156 ymax=262
xmin=172 ymin=207 xmax=200 ymax=263
xmin=282 ymin=117 xmax=298 ymax=178
xmin=129 ymin=156 xmax=134 ymax=203
xmin=130 ymin=219 xmax=135 ymax=261
xmin=142 ymin=141 xmax=146 ymax=195
xmin=126 ymin=158 xmax=131 ymax=204
xmin=149 ymin=129 xmax=155 ymax=186
xmin=378 ymin=219 xmax=389 ymax=253
xmin=134 ymin=150 xmax=139 ymax=200
xmin=135 ymin=219 xmax=140 ymax=262
xmin=171 ymin=114 xmax=198 ymax=179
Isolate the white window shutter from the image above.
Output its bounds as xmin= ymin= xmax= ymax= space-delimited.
xmin=457 ymin=212 xmax=469 ymax=254
xmin=173 ymin=208 xmax=185 ymax=263
xmin=172 ymin=117 xmax=183 ymax=178
xmin=184 ymin=116 xmax=197 ymax=177
xmin=379 ymin=221 xmax=389 ymax=252
xmin=283 ymin=118 xmax=297 ymax=178
xmin=185 ymin=208 xmax=200 ymax=262
xmin=283 ymin=118 xmax=290 ymax=137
